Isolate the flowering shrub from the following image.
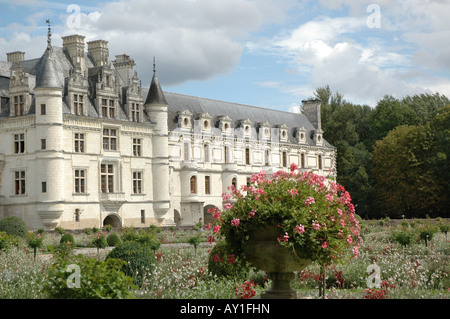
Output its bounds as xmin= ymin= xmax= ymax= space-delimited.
xmin=235 ymin=280 xmax=257 ymax=299
xmin=210 ymin=167 xmax=363 ymax=266
xmin=362 ymin=280 xmax=395 ymax=299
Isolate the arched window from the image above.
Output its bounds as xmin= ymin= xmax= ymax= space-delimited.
xmin=231 ymin=177 xmax=237 ymax=190
xmin=190 ymin=175 xmax=197 ymax=194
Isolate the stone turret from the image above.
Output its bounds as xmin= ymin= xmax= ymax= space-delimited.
xmin=144 ymin=62 xmax=172 ymax=224
xmin=34 ymin=37 xmax=65 ymax=229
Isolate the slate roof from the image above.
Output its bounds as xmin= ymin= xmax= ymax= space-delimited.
xmin=161 ymin=91 xmax=332 ymax=147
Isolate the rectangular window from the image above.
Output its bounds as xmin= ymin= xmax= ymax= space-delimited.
xmin=246 ymin=177 xmax=251 ymax=188
xmin=184 ymin=142 xmax=190 ymax=161
xmin=109 ymin=100 xmax=115 ymax=119
xmin=102 ymin=99 xmax=108 ymax=117
xmin=141 ymin=210 xmax=145 ymax=224
xmin=131 ymin=103 xmax=140 ymax=122
xmin=190 ymin=176 xmax=197 ymax=194
xmin=74 ymin=133 xmax=85 ymax=153
xmin=14 ymin=133 xmax=25 ymax=153
xmin=13 ymin=95 xmax=24 ymax=116
xmin=301 ymin=153 xmax=305 ymax=168
xmin=40 ymin=104 xmax=46 ymax=115
xmin=41 ymin=182 xmax=47 ymax=193
xmin=224 ymin=146 xmax=229 ymax=163
xmin=41 ymin=139 xmax=46 ymax=150
xmin=74 ymin=169 xmax=86 ymax=194
xmin=133 ymin=171 xmax=142 ymax=194
xmin=318 ymin=155 xmax=322 ymax=170
xmin=265 ymin=149 xmax=270 ymax=166
xmin=73 ymin=94 xmax=84 ymax=115
xmin=14 ymin=170 xmax=25 ymax=195
xmin=100 ymin=164 xmax=114 ymax=193
xmin=103 ymin=129 xmax=117 ymax=151
xmin=205 ymin=176 xmax=211 ymax=195
xmin=245 ymin=147 xmax=250 ymax=165
xmin=204 ymin=144 xmax=209 ymax=163
xmin=133 ymin=138 xmax=142 ymax=157
xmin=282 ymin=151 xmax=287 ymax=167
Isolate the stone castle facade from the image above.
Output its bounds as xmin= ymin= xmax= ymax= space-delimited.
xmin=0 ymin=32 xmax=336 ymax=230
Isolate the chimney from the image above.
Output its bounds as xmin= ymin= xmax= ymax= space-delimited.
xmin=87 ymin=40 xmax=109 ymax=67
xmin=112 ymin=54 xmax=135 ymax=85
xmin=302 ymin=99 xmax=322 ymax=130
xmin=7 ymin=51 xmax=25 ymax=63
xmin=62 ymin=34 xmax=86 ymax=73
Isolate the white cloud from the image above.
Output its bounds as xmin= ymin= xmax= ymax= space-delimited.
xmin=246 ymin=0 xmax=450 ymax=106
xmin=61 ymin=0 xmax=294 ymax=87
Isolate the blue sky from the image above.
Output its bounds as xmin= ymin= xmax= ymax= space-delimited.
xmin=1 ymin=0 xmax=450 ymax=112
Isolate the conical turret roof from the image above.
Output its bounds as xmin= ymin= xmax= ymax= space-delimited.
xmin=35 ymin=46 xmax=63 ymax=89
xmin=144 ymin=69 xmax=167 ymax=106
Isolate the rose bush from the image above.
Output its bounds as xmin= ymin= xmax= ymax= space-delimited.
xmin=208 ymin=165 xmax=363 ymax=267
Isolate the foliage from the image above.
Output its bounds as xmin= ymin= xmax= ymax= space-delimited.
xmin=211 ymin=168 xmax=362 ymax=267
xmin=0 ymin=216 xmax=28 ymax=238
xmin=106 ymin=241 xmax=156 ymax=287
xmin=207 ymin=241 xmax=250 ymax=279
xmin=107 ymin=232 xmax=122 ymax=247
xmin=392 ymin=229 xmax=415 ymax=247
xmin=43 ymin=253 xmax=136 ymax=299
xmin=0 ymin=246 xmax=49 ymax=298
xmin=187 ymin=234 xmax=202 ymax=255
xmin=0 ymin=231 xmax=21 ymax=252
xmin=60 ymin=233 xmax=75 ymax=246
xmin=26 ymin=232 xmax=44 ymax=261
xmin=314 ymin=85 xmax=449 ymax=219
xmin=120 ymin=227 xmax=161 ymax=251
xmin=92 ymin=232 xmax=108 ymax=252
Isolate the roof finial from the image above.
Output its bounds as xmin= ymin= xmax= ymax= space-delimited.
xmin=46 ymin=19 xmax=52 ymax=49
xmin=153 ymin=56 xmax=156 ymax=75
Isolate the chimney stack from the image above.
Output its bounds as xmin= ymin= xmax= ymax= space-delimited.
xmin=7 ymin=51 xmax=25 ymax=63
xmin=87 ymin=40 xmax=109 ymax=67
xmin=62 ymin=34 xmax=86 ymax=73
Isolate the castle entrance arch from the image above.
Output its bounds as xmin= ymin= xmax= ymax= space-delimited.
xmin=103 ymin=214 xmax=122 ymax=228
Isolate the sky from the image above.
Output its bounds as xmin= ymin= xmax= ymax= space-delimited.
xmin=1 ymin=0 xmax=450 ymax=113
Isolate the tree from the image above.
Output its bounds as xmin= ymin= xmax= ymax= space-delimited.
xmin=372 ymin=124 xmax=441 ymax=217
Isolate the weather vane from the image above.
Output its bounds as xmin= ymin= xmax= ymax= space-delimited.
xmin=46 ymin=19 xmax=52 ymax=48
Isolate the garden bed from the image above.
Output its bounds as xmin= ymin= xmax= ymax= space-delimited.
xmin=0 ymin=219 xmax=448 ymax=299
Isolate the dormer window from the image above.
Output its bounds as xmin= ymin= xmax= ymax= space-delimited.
xmin=314 ymin=129 xmax=324 ymax=146
xmin=198 ymin=113 xmax=212 ymax=132
xmin=13 ymin=95 xmax=25 ymax=116
xmin=219 ymin=115 xmax=232 ymax=135
xmin=240 ymin=119 xmax=252 ymax=138
xmin=131 ymin=102 xmax=140 ymax=122
xmin=73 ymin=94 xmax=84 ymax=116
xmin=296 ymin=127 xmax=307 ymax=144
xmin=101 ymin=98 xmax=116 ymax=119
xmin=178 ymin=110 xmax=193 ymax=130
xmin=259 ymin=121 xmax=271 ymax=140
xmin=279 ymin=124 xmax=289 ymax=142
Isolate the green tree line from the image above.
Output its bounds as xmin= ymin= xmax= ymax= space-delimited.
xmin=311 ymin=85 xmax=449 ymax=219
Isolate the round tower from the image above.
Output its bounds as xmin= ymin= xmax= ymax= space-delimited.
xmin=144 ymin=61 xmax=172 ymax=224
xmin=34 ymin=29 xmax=65 ymax=229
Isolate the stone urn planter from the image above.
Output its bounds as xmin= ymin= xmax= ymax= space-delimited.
xmin=242 ymin=225 xmax=312 ymax=299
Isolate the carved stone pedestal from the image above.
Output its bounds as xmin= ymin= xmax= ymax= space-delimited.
xmin=261 ymin=272 xmax=298 ymax=299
